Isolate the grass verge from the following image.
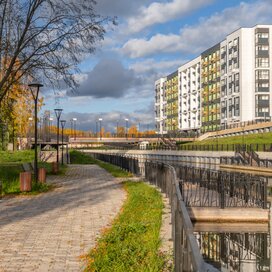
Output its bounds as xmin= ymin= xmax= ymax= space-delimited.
xmin=70 ymin=150 xmax=96 ymax=164
xmin=0 ymin=150 xmax=66 ymax=195
xmin=181 ymin=131 xmax=272 ymax=147
xmin=84 ymin=181 xmax=165 ymax=272
xmin=70 ymin=150 xmax=132 ymax=178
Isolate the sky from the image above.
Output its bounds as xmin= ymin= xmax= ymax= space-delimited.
xmin=43 ymin=0 xmax=272 ymax=132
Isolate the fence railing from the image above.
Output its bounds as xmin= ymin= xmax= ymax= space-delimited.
xmin=175 ymin=166 xmax=268 ymax=209
xmin=84 ymin=143 xmax=272 ymax=153
xmin=91 ymin=153 xmax=219 ymax=271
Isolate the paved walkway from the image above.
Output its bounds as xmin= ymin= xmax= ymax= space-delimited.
xmin=0 ymin=165 xmax=126 ymax=272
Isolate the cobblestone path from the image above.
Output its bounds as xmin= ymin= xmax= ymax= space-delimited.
xmin=0 ymin=165 xmax=126 ymax=272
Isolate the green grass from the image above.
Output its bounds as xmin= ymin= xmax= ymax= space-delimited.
xmin=180 ymin=131 xmax=272 ymax=148
xmin=0 ymin=150 xmax=34 ymax=163
xmin=70 ymin=150 xmax=96 ymax=164
xmin=85 ymin=181 xmax=166 ymax=272
xmin=70 ymin=150 xmax=132 ymax=178
xmin=0 ymin=150 xmax=65 ymax=195
xmin=95 ymin=160 xmax=133 ymax=178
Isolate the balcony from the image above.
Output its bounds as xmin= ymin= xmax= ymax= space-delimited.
xmin=256 ymin=50 xmax=269 ymax=58
xmin=257 ymin=38 xmax=269 ymax=45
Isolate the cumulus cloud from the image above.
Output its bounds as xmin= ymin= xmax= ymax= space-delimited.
xmin=68 ymin=59 xmax=142 ymax=98
xmin=62 ymin=106 xmax=155 ymax=132
xmin=127 ymin=0 xmax=214 ymax=33
xmin=122 ymin=0 xmax=272 ymax=58
xmin=95 ymin=0 xmax=154 ymax=17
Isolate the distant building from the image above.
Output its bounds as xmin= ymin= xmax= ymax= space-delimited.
xmin=155 ymin=25 xmax=272 ymax=134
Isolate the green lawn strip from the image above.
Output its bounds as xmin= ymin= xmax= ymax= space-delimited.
xmin=70 ymin=150 xmax=132 ymax=178
xmin=0 ymin=150 xmax=66 ymax=195
xmin=95 ymin=160 xmax=133 ymax=178
xmin=70 ymin=150 xmax=96 ymax=164
xmin=0 ymin=150 xmax=34 ymax=163
xmin=180 ymin=131 xmax=272 ymax=147
xmin=85 ymin=181 xmax=165 ymax=272
xmin=0 ymin=163 xmax=54 ymax=195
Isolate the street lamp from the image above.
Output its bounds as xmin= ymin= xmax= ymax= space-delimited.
xmin=28 ymin=117 xmax=33 ymax=147
xmin=49 ymin=117 xmax=53 ymax=142
xmin=72 ymin=118 xmax=77 ymax=140
xmin=28 ymin=82 xmax=43 ymax=183
xmin=125 ymin=118 xmax=129 ymax=139
xmin=60 ymin=120 xmax=66 ymax=165
xmin=54 ymin=108 xmax=63 ymax=164
xmin=99 ymin=118 xmax=103 ymax=140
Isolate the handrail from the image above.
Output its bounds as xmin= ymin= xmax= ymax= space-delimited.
xmin=91 ymin=152 xmax=219 ymax=271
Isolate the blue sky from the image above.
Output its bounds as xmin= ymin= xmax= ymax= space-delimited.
xmin=43 ymin=0 xmax=272 ymax=132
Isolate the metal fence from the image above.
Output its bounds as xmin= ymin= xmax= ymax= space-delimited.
xmin=175 ymin=166 xmax=268 ymax=209
xmin=91 ymin=152 xmax=217 ymax=271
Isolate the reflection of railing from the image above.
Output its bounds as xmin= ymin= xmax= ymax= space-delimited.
xmin=176 ymin=166 xmax=268 ymax=209
xmin=195 ymin=232 xmax=270 ymax=271
xmin=91 ymin=153 xmax=217 ymax=272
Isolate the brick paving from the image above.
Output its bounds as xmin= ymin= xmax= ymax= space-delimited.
xmin=0 ymin=165 xmax=126 ymax=272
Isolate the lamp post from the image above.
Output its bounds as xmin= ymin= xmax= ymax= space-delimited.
xmin=28 ymin=117 xmax=33 ymax=148
xmin=54 ymin=108 xmax=63 ymax=164
xmin=72 ymin=118 xmax=77 ymax=140
xmin=49 ymin=117 xmax=53 ymax=142
xmin=60 ymin=120 xmax=66 ymax=165
xmin=125 ymin=118 xmax=129 ymax=139
xmin=99 ymin=118 xmax=102 ymax=140
xmin=28 ymin=83 xmax=43 ymax=183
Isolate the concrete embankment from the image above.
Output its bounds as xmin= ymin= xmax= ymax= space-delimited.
xmin=189 ymin=207 xmax=269 ymax=223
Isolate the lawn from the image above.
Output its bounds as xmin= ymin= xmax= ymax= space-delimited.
xmin=179 ymin=131 xmax=272 ymax=150
xmin=0 ymin=150 xmax=65 ymax=195
xmin=70 ymin=150 xmax=132 ymax=178
xmin=84 ymin=181 xmax=166 ymax=272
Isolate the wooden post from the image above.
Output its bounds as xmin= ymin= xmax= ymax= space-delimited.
xmin=20 ymin=172 xmax=32 ymax=192
xmin=38 ymin=168 xmax=46 ymax=183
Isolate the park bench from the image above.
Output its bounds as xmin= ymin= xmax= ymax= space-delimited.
xmin=22 ymin=162 xmax=34 ymax=172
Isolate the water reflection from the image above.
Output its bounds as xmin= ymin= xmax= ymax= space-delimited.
xmin=194 ymin=231 xmax=270 ymax=271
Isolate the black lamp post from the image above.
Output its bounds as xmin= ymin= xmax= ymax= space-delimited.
xmin=49 ymin=117 xmax=53 ymax=142
xmin=72 ymin=118 xmax=77 ymax=140
xmin=54 ymin=108 xmax=63 ymax=163
xmin=60 ymin=120 xmax=66 ymax=165
xmin=99 ymin=118 xmax=102 ymax=140
xmin=125 ymin=118 xmax=129 ymax=139
xmin=28 ymin=83 xmax=43 ymax=183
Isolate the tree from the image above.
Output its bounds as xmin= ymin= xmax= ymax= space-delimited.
xmin=117 ymin=126 xmax=125 ymax=137
xmin=0 ymin=0 xmax=115 ymax=102
xmin=128 ymin=125 xmax=138 ymax=136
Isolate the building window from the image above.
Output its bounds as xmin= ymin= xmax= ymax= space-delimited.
xmin=256 ymin=70 xmax=269 ymax=80
xmin=256 ymin=58 xmax=269 ymax=68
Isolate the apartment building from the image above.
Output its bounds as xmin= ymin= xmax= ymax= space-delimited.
xmin=155 ymin=77 xmax=166 ymax=134
xmin=178 ymin=57 xmax=201 ymax=132
xmin=201 ymin=44 xmax=221 ymax=132
xmin=164 ymin=71 xmax=178 ymax=132
xmin=155 ymin=25 xmax=272 ymax=134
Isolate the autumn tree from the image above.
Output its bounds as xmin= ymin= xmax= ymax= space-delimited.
xmin=128 ymin=125 xmax=138 ymax=136
xmin=117 ymin=126 xmax=125 ymax=137
xmin=0 ymin=0 xmax=115 ymax=102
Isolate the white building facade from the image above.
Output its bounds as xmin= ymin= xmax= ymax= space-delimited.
xmin=155 ymin=25 xmax=272 ymax=134
xmin=178 ymin=56 xmax=201 ymax=131
xmin=155 ymin=77 xmax=166 ymax=134
xmin=220 ymin=25 xmax=272 ymax=127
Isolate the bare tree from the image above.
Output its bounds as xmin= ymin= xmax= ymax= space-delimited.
xmin=0 ymin=0 xmax=115 ymax=102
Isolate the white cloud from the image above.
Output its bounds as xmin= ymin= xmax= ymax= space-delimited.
xmin=122 ymin=0 xmax=272 ymax=58
xmin=126 ymin=0 xmax=214 ymax=33
xmin=130 ymin=58 xmax=185 ymax=74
